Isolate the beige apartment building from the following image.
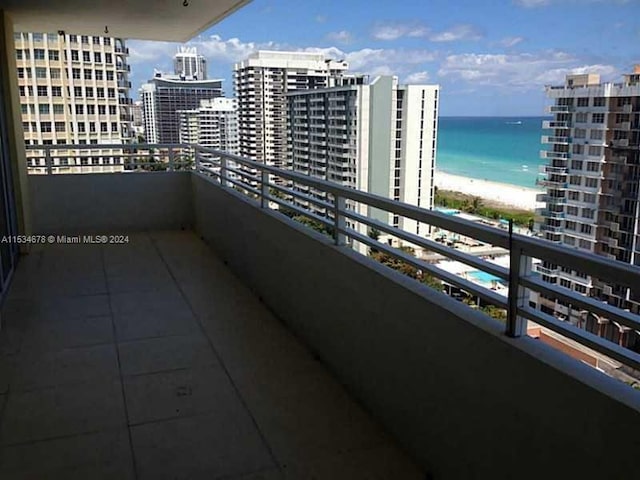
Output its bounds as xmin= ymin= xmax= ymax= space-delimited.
xmin=15 ymin=32 xmax=133 ymax=172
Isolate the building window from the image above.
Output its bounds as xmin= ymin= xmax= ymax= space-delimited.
xmin=71 ymin=50 xmax=79 ymax=62
xmin=574 ymin=128 xmax=586 ymax=139
xmin=569 ymin=191 xmax=580 ymax=201
xmin=560 ymin=279 xmax=571 ymax=289
xmin=579 ymin=239 xmax=591 ymax=249
xmin=37 ymin=86 xmax=48 ymax=97
xmin=85 ymin=87 xmax=94 ymax=98
xmin=35 ymin=67 xmax=47 ymax=79
xmin=582 ymin=208 xmax=595 ymax=218
xmin=569 ymin=175 xmax=581 ymax=185
xmin=575 ymin=112 xmax=588 ymax=123
xmin=583 ymin=193 xmax=596 ymax=203
xmin=589 ymin=129 xmax=603 ymax=140
xmin=94 ymin=52 xmax=102 ymax=63
xmin=593 ymin=97 xmax=606 ymax=107
xmin=565 ymin=221 xmax=577 ymax=231
xmin=106 ymin=71 xmax=114 ymax=81
xmin=50 ymin=68 xmax=61 ymax=79
xmin=81 ymin=35 xmax=89 ymax=44
xmin=100 ymin=122 xmax=108 ymax=132
xmin=74 ymin=86 xmax=82 ymax=97
xmin=89 ymin=122 xmax=96 ymax=133
xmin=16 ymin=49 xmax=22 ymax=59
xmin=20 ymin=104 xmax=28 ymax=114
xmin=41 ymin=122 xmax=52 ymax=132
xmin=97 ymin=87 xmax=104 ymax=98
xmin=586 ymin=162 xmax=600 ymax=172
xmin=577 ymin=98 xmax=589 ymax=107
xmin=53 ymin=104 xmax=64 ymax=114
xmin=108 ymin=105 xmax=116 ymax=115
xmin=55 ymin=122 xmax=65 ymax=132
xmin=98 ymin=105 xmax=106 ymax=115
xmin=75 ymin=105 xmax=84 ymax=114
xmin=105 ymin=53 xmax=112 ymax=64
xmin=592 ymin=113 xmax=605 ymax=123
xmin=72 ymin=68 xmax=81 ymax=79
xmin=572 ymin=144 xmax=584 ymax=155
xmin=580 ymin=224 xmax=592 ymax=234
xmin=571 ymin=160 xmax=583 ymax=170
xmin=87 ymin=105 xmax=95 ymax=115
xmin=107 ymin=88 xmax=115 ymax=98
xmin=51 ymin=86 xmax=62 ymax=97
xmin=96 ymin=70 xmax=103 ymax=80
xmin=33 ymin=48 xmax=45 ymax=60
xmin=564 ymin=236 xmax=576 ymax=246
xmin=588 ymin=146 xmax=602 ymax=156
xmin=567 ymin=206 xmax=579 ymax=216
xmin=585 ymin=178 xmax=598 ymax=188
xmin=111 ymin=122 xmax=118 ymax=132
xmin=38 ymin=104 xmax=50 ymax=115
xmin=83 ymin=51 xmax=91 ymax=62
xmin=78 ymin=123 xmax=86 ymax=133
xmin=104 ymin=38 xmax=111 ymax=46
xmin=48 ymin=50 xmax=59 ymax=61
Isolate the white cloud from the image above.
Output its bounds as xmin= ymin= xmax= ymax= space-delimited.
xmin=429 ymin=24 xmax=484 ymax=42
xmin=326 ymin=30 xmax=353 ymax=45
xmin=404 ymin=71 xmax=431 ymax=83
xmin=315 ymin=14 xmax=327 ymax=23
xmin=437 ymin=51 xmax=619 ymax=89
xmin=498 ymin=36 xmax=525 ymax=48
xmin=371 ymin=22 xmax=429 ymax=40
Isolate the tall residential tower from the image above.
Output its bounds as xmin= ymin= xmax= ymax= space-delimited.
xmin=234 ymin=50 xmax=348 ymax=168
xmin=288 ymin=75 xmax=439 ymax=240
xmin=537 ymin=67 xmax=640 ymax=350
xmin=16 ymin=32 xmax=133 ymax=172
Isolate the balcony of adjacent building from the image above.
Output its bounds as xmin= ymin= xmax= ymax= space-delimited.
xmin=3 ymin=3 xmax=640 ymax=480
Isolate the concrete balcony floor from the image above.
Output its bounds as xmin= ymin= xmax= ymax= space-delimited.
xmin=0 ymin=231 xmax=423 ymax=479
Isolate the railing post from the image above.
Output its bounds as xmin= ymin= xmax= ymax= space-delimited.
xmin=507 ymin=220 xmax=531 ymax=337
xmin=45 ymin=147 xmax=52 ymax=175
xmin=261 ymin=170 xmax=269 ymax=208
xmin=220 ymin=155 xmax=228 ymax=187
xmin=168 ymin=146 xmax=175 ymax=172
xmin=333 ymin=195 xmax=346 ymax=246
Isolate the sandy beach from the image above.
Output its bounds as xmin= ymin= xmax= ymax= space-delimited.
xmin=435 ymin=171 xmax=542 ymax=211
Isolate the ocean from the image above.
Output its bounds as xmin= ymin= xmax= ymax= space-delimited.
xmin=436 ymin=116 xmax=550 ymax=189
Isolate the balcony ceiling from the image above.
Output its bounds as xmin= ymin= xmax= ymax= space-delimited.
xmin=3 ymin=0 xmax=251 ymax=42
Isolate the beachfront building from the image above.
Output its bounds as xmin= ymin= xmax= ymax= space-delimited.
xmin=16 ymin=32 xmax=133 ymax=172
xmin=178 ymin=98 xmax=238 ymax=156
xmin=536 ymin=67 xmax=640 ymax=350
xmin=287 ymin=75 xmax=439 ymax=240
xmin=234 ymin=50 xmax=349 ymax=170
xmin=173 ymin=46 xmax=207 ymax=81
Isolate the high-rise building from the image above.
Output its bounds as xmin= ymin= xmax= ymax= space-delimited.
xmin=536 ymin=66 xmax=640 ymax=349
xmin=287 ymin=75 xmax=439 ymax=241
xmin=131 ymin=100 xmax=144 ymax=138
xmin=178 ymin=98 xmax=238 ymax=155
xmin=15 ymin=32 xmax=133 ymax=172
xmin=234 ymin=50 xmax=348 ymax=169
xmin=173 ymin=47 xmax=207 ymax=81
xmin=140 ymin=73 xmax=223 ymax=144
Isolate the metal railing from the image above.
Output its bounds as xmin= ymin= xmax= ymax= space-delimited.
xmin=25 ymin=143 xmax=640 ymax=374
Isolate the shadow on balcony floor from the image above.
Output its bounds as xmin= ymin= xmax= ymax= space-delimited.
xmin=0 ymin=231 xmax=423 ymax=479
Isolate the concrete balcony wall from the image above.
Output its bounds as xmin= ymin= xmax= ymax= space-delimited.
xmin=29 ymin=172 xmax=194 ymax=234
xmin=192 ymin=172 xmax=640 ymax=480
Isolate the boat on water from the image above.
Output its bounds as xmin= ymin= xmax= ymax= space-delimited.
xmin=506 ymin=120 xmax=523 ymax=125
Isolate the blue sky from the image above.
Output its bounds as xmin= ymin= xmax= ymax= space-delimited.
xmin=128 ymin=0 xmax=640 ymax=116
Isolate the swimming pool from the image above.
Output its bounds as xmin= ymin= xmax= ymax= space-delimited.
xmin=436 ymin=207 xmax=461 ymax=216
xmin=468 ymin=270 xmax=503 ymax=284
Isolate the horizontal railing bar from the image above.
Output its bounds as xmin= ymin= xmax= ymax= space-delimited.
xmin=25 ymin=143 xmax=192 ymax=150
xmin=344 ymin=209 xmax=510 ymax=281
xmin=268 ymin=196 xmax=335 ymax=230
xmin=514 ymin=236 xmax=640 ymax=289
xmin=521 ymin=275 xmax=640 ymax=332
xmin=220 ymin=174 xmax=261 ymax=197
xmin=195 ymin=147 xmax=511 ymax=248
xmin=347 ymin=228 xmax=508 ymax=310
xmin=518 ymin=305 xmax=640 ymax=372
xmin=268 ymin=183 xmax=335 ymax=212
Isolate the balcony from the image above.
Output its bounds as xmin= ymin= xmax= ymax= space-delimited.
xmin=540 ymin=150 xmax=570 ymax=160
xmin=541 ymin=135 xmax=571 ymax=145
xmin=546 ymin=105 xmax=573 ymax=113
xmin=542 ymin=120 xmax=572 ymax=129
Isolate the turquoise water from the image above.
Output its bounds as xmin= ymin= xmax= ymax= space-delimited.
xmin=437 ymin=117 xmax=550 ymax=188
xmin=468 ymin=271 xmax=504 ymax=285
xmin=435 ymin=207 xmax=461 ymax=215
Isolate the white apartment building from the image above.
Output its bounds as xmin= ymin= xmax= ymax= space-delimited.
xmin=536 ymin=67 xmax=640 ymax=350
xmin=234 ymin=50 xmax=348 ymax=169
xmin=178 ymin=98 xmax=238 ymax=155
xmin=288 ymin=75 xmax=439 ymax=244
xmin=15 ymin=32 xmax=133 ymax=172
xmin=173 ymin=46 xmax=207 ymax=81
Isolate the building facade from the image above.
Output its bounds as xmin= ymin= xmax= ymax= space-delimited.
xmin=173 ymin=47 xmax=207 ymax=81
xmin=287 ymin=75 xmax=439 ymax=240
xmin=178 ymin=98 xmax=238 ymax=155
xmin=140 ymin=74 xmax=223 ymax=144
xmin=15 ymin=32 xmax=133 ymax=172
xmin=536 ymin=67 xmax=640 ymax=350
xmin=233 ymin=50 xmax=348 ymax=169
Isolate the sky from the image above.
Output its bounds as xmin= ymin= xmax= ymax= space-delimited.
xmin=127 ymin=0 xmax=640 ymax=116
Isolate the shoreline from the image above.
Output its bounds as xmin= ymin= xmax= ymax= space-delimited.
xmin=434 ymin=171 xmax=542 ymax=211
